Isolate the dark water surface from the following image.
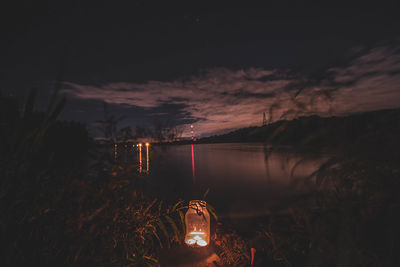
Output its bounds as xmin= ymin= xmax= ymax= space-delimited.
xmin=131 ymin=143 xmax=325 ymax=218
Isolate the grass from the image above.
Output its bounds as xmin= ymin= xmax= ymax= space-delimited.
xmin=0 ymin=89 xmax=191 ymax=266
xmin=2 ymin=87 xmax=400 ymax=266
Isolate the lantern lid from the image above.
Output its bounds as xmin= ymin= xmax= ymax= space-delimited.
xmin=189 ymin=200 xmax=207 ymax=211
xmin=189 ymin=200 xmax=206 ymax=205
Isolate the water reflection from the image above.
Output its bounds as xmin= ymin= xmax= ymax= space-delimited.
xmin=147 ymin=143 xmax=326 ymax=214
xmin=137 ymin=143 xmax=150 ymax=173
xmin=191 ymin=144 xmax=195 ymax=183
xmin=139 ymin=144 xmax=142 ymax=172
xmin=146 ymin=143 xmax=150 ymax=173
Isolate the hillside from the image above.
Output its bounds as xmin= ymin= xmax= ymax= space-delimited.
xmin=198 ymin=108 xmax=400 ymax=156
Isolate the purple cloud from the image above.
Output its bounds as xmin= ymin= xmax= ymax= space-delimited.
xmin=63 ymin=46 xmax=400 ymax=137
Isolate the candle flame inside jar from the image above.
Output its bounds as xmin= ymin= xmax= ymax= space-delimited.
xmin=185 ymin=232 xmax=208 ymax=246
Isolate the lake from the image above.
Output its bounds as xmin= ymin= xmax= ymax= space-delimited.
xmin=127 ymin=143 xmax=325 ymax=218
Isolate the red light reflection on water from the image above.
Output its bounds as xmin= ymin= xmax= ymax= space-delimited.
xmin=191 ymin=144 xmax=195 ymax=183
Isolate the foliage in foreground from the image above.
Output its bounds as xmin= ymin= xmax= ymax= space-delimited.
xmin=213 ymin=223 xmax=250 ymax=266
xmin=251 ymin=154 xmax=400 ymax=266
xmin=2 ymin=87 xmax=400 ymax=266
xmin=0 ymin=90 xmax=190 ymax=266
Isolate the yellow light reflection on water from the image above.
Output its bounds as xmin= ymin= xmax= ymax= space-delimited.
xmin=138 ymin=144 xmax=142 ymax=173
xmin=137 ymin=143 xmax=150 ymax=173
xmin=146 ymin=143 xmax=149 ymax=172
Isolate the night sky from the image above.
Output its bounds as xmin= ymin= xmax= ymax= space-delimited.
xmin=1 ymin=1 xmax=400 ymax=137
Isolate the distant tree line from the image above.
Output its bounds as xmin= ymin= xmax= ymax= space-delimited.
xmin=96 ymin=103 xmax=185 ymax=144
xmin=199 ymin=108 xmax=400 ymax=158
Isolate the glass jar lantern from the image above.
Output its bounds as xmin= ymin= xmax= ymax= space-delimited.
xmin=185 ymin=200 xmax=210 ymax=247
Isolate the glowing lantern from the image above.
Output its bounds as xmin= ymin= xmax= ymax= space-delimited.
xmin=185 ymin=200 xmax=210 ymax=247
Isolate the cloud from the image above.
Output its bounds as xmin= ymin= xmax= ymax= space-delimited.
xmin=63 ymin=46 xmax=400 ymax=137
xmin=328 ymin=46 xmax=400 ymax=114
